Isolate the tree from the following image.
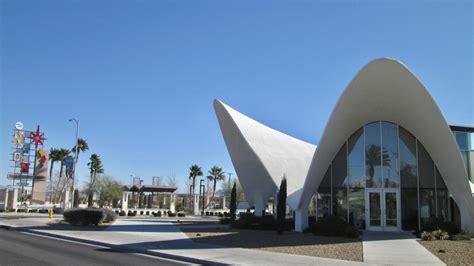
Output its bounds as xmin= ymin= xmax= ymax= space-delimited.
xmin=276 ymin=176 xmax=287 ymax=234
xmin=188 ymin=164 xmax=203 ymax=210
xmin=57 ymin=148 xmax=71 ymax=178
xmin=206 ymin=166 xmax=225 ymax=208
xmin=48 ymin=148 xmax=61 ymax=202
xmin=96 ymin=176 xmax=123 ymax=208
xmin=366 ymin=145 xmax=390 ymax=186
xmin=230 ymin=181 xmax=237 ymax=221
xmin=87 ymin=153 xmax=104 ymax=207
xmin=72 ymin=138 xmax=89 ymax=162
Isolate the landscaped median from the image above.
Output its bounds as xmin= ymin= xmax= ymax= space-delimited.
xmin=180 ymin=214 xmax=363 ymax=262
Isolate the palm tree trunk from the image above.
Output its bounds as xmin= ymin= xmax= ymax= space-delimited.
xmin=49 ymin=161 xmax=54 ymax=202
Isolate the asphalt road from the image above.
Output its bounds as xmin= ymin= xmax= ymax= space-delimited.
xmin=0 ymin=228 xmax=187 ymax=266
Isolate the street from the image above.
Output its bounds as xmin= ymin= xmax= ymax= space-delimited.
xmin=0 ymin=228 xmax=187 ymax=266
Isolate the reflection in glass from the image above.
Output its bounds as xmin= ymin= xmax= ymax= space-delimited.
xmin=349 ymin=188 xmax=365 ymax=229
xmin=385 ymin=192 xmax=397 ymax=227
xmin=348 ymin=127 xmax=365 ymax=188
xmin=382 ymin=122 xmax=399 ymax=187
xmin=369 ymin=192 xmax=381 ymax=226
xmin=399 ymin=127 xmax=417 ymax=188
xmin=401 ymin=189 xmax=418 ymax=230
xmin=418 ymin=141 xmax=435 ymax=189
xmin=436 ymin=168 xmax=448 ymax=221
xmin=332 ymin=143 xmax=348 ymax=188
xmin=317 ymin=189 xmax=331 ymax=219
xmin=333 ymin=189 xmax=347 ymax=221
xmin=420 ymin=189 xmax=436 ymax=225
xmin=365 ymin=122 xmax=384 ymax=187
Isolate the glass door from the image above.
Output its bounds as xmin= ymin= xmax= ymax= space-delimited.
xmin=366 ymin=189 xmax=383 ymax=231
xmin=383 ymin=189 xmax=400 ymax=231
xmin=365 ymin=188 xmax=400 ymax=231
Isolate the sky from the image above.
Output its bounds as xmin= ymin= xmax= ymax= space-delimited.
xmin=1 ymin=0 xmax=473 ymax=193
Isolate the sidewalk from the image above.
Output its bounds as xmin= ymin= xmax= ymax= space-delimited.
xmin=362 ymin=231 xmax=444 ymax=265
xmin=0 ymin=217 xmax=361 ymax=265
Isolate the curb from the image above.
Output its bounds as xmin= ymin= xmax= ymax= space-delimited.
xmin=2 ymin=225 xmax=226 ymax=265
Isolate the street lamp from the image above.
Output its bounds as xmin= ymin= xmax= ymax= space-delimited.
xmin=69 ymin=118 xmax=79 ymax=208
xmin=199 ymin=179 xmax=205 ymax=215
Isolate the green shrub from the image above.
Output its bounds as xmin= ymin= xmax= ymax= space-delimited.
xmin=119 ymin=210 xmax=126 ymax=216
xmin=127 ymin=211 xmax=136 ymax=216
xmin=177 ymin=212 xmax=186 ymax=217
xmin=153 ymin=211 xmax=162 ymax=217
xmin=17 ymin=209 xmax=27 ymax=213
xmin=28 ymin=209 xmax=38 ymax=213
xmin=38 ymin=209 xmax=48 ymax=214
xmin=450 ymin=234 xmax=471 ymax=241
xmin=63 ymin=208 xmax=104 ymax=226
xmin=168 ymin=212 xmax=176 ymax=217
xmin=311 ymin=216 xmax=360 ymax=238
xmin=102 ymin=209 xmax=117 ymax=223
xmin=420 ymin=229 xmax=449 ymax=241
xmin=421 ymin=231 xmax=434 ymax=241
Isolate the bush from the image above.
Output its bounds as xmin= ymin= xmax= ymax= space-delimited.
xmin=153 ymin=211 xmax=162 ymax=217
xmin=28 ymin=209 xmax=38 ymax=213
xmin=119 ymin=210 xmax=126 ymax=216
xmin=38 ymin=209 xmax=48 ymax=214
xmin=63 ymin=208 xmax=104 ymax=226
xmin=230 ymin=213 xmax=293 ymax=231
xmin=450 ymin=234 xmax=471 ymax=241
xmin=146 ymin=211 xmax=150 ymax=215
xmin=420 ymin=229 xmax=449 ymax=241
xmin=224 ymin=212 xmax=230 ymax=217
xmin=168 ymin=212 xmax=177 ymax=217
xmin=127 ymin=211 xmax=136 ymax=216
xmin=218 ymin=212 xmax=224 ymax=217
xmin=205 ymin=211 xmax=209 ymax=216
xmin=177 ymin=213 xmax=186 ymax=217
xmin=140 ymin=211 xmax=144 ymax=215
xmin=311 ymin=216 xmax=360 ymax=238
xmin=17 ymin=209 xmax=27 ymax=213
xmin=422 ymin=218 xmax=460 ymax=235
xmin=102 ymin=209 xmax=117 ymax=223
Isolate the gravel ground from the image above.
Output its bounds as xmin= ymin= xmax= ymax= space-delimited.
xmin=418 ymin=240 xmax=474 ymax=265
xmin=181 ymin=227 xmax=363 ymax=262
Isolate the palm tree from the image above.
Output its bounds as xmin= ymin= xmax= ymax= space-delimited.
xmin=188 ymin=164 xmax=203 ymax=210
xmin=48 ymin=148 xmax=61 ymax=202
xmin=57 ymin=148 xmax=71 ymax=178
xmin=207 ymin=166 xmax=225 ymax=208
xmin=87 ymin=153 xmax=104 ymax=207
xmin=72 ymin=138 xmax=89 ymax=162
xmin=365 ymin=145 xmax=390 ymax=186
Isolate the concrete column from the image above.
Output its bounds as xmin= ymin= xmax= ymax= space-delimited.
xmin=221 ymin=196 xmax=226 ymax=209
xmin=169 ymin=193 xmax=176 ymax=213
xmin=295 ymin=206 xmax=309 ymax=232
xmin=193 ymin=194 xmax=199 ymax=215
xmin=61 ymin=190 xmax=70 ymax=211
xmin=254 ymin=199 xmax=265 ymax=217
xmin=4 ymin=189 xmax=10 ymax=210
xmin=121 ymin=192 xmax=130 ymax=211
xmin=9 ymin=188 xmax=18 ymax=210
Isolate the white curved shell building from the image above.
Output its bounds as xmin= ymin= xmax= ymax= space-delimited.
xmin=214 ymin=58 xmax=474 ymax=233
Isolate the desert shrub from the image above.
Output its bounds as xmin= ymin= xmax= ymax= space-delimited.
xmin=218 ymin=212 xmax=224 ymax=217
xmin=119 ymin=210 xmax=126 ymax=216
xmin=140 ymin=211 xmax=144 ymax=215
xmin=38 ymin=209 xmax=48 ymax=214
xmin=422 ymin=218 xmax=460 ymax=235
xmin=153 ymin=211 xmax=162 ymax=217
xmin=224 ymin=212 xmax=230 ymax=217
xmin=102 ymin=209 xmax=117 ymax=223
xmin=115 ymin=210 xmax=120 ymax=214
xmin=420 ymin=229 xmax=449 ymax=241
xmin=205 ymin=211 xmax=209 ymax=216
xmin=28 ymin=209 xmax=38 ymax=213
xmin=63 ymin=208 xmax=104 ymax=226
xmin=17 ymin=209 xmax=27 ymax=213
xmin=127 ymin=211 xmax=136 ymax=216
xmin=230 ymin=213 xmax=293 ymax=231
xmin=311 ymin=216 xmax=360 ymax=238
xmin=210 ymin=212 xmax=214 ymax=216
xmin=146 ymin=211 xmax=150 ymax=215
xmin=168 ymin=212 xmax=176 ymax=217
xmin=177 ymin=212 xmax=186 ymax=217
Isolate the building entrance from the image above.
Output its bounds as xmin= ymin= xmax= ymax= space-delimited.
xmin=365 ymin=188 xmax=401 ymax=231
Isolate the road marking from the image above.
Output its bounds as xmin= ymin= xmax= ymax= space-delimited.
xmin=16 ymin=230 xmax=190 ymax=265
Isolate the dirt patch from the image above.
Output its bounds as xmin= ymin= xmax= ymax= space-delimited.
xmin=181 ymin=227 xmax=363 ymax=262
xmin=418 ymin=240 xmax=474 ymax=265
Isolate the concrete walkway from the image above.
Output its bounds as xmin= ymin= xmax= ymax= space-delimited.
xmin=362 ymin=231 xmax=445 ymax=265
xmin=0 ymin=217 xmax=361 ymax=265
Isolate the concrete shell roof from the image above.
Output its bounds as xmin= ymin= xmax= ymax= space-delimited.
xmin=214 ymin=100 xmax=316 ymax=210
xmin=299 ymin=58 xmax=474 ymax=232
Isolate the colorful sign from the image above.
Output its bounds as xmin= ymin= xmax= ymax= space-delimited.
xmin=20 ymin=162 xmax=30 ymax=173
xmin=22 ymin=144 xmax=31 ymax=154
xmin=14 ymin=131 xmax=24 ymax=145
xmin=29 ymin=126 xmax=46 ymax=148
xmin=13 ymin=152 xmax=22 ymax=162
xmin=35 ymin=150 xmax=49 ymax=179
xmin=15 ymin=122 xmax=24 ymax=130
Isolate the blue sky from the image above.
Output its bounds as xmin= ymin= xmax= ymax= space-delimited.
xmin=1 ymin=0 xmax=472 ymax=192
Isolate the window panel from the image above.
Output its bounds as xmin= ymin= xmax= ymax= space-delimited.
xmin=401 ymin=189 xmax=419 ymax=230
xmin=348 ymin=127 xmax=365 ymax=188
xmin=382 ymin=122 xmax=399 ymax=187
xmin=332 ymin=189 xmax=347 ymax=222
xmin=418 ymin=141 xmax=435 ymax=189
xmin=399 ymin=127 xmax=417 ymax=188
xmin=317 ymin=189 xmax=331 ymax=219
xmin=349 ymin=188 xmax=365 ymax=229
xmin=365 ymin=122 xmax=382 ymax=187
xmin=332 ymin=143 xmax=347 ymax=188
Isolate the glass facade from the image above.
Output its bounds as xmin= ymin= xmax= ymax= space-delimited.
xmin=316 ymin=121 xmax=451 ymax=231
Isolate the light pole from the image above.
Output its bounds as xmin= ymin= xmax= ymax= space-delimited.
xmin=199 ymin=179 xmax=205 ymax=215
xmin=69 ymin=118 xmax=79 ymax=208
